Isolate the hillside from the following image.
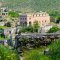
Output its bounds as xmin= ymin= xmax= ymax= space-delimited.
xmin=0 ymin=0 xmax=60 ymax=12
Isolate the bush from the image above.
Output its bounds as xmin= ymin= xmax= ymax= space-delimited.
xmin=8 ymin=11 xmax=19 ymax=17
xmin=48 ymin=26 xmax=60 ymax=33
xmin=0 ymin=45 xmax=19 ymax=60
xmin=20 ymin=22 xmax=39 ymax=33
xmin=56 ymin=16 xmax=60 ymax=23
xmin=24 ymin=49 xmax=50 ymax=60
xmin=49 ymin=39 xmax=60 ymax=60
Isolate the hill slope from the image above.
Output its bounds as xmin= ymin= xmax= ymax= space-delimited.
xmin=0 ymin=0 xmax=60 ymax=12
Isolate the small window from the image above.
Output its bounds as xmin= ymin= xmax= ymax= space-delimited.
xmin=39 ymin=14 xmax=40 ymax=16
xmin=25 ymin=18 xmax=27 ymax=20
xmin=42 ymin=14 xmax=43 ymax=16
xmin=20 ymin=18 xmax=22 ymax=20
xmin=33 ymin=15 xmax=34 ymax=17
xmin=23 ymin=18 xmax=24 ymax=20
xmin=36 ymin=14 xmax=37 ymax=17
xmin=45 ymin=20 xmax=46 ymax=22
xmin=29 ymin=18 xmax=31 ymax=20
xmin=2 ymin=13 xmax=5 ymax=15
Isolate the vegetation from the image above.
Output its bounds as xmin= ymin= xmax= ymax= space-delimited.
xmin=0 ymin=26 xmax=8 ymax=29
xmin=33 ymin=21 xmax=39 ymax=32
xmin=20 ymin=21 xmax=39 ymax=33
xmin=48 ymin=26 xmax=60 ymax=33
xmin=0 ymin=45 xmax=19 ymax=60
xmin=23 ymin=47 xmax=50 ymax=60
xmin=49 ymin=39 xmax=60 ymax=60
xmin=55 ymin=16 xmax=60 ymax=23
xmin=1 ymin=0 xmax=60 ymax=12
xmin=49 ymin=11 xmax=60 ymax=22
xmin=23 ymin=38 xmax=60 ymax=60
xmin=8 ymin=11 xmax=19 ymax=17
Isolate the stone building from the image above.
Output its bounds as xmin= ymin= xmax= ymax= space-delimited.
xmin=20 ymin=12 xmax=50 ymax=27
xmin=0 ymin=7 xmax=8 ymax=16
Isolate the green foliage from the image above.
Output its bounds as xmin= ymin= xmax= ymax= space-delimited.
xmin=20 ymin=22 xmax=39 ymax=33
xmin=48 ymin=26 xmax=60 ymax=33
xmin=49 ymin=10 xmax=60 ymax=22
xmin=0 ymin=26 xmax=7 ymax=29
xmin=1 ymin=0 xmax=60 ymax=12
xmin=33 ymin=21 xmax=39 ymax=32
xmin=49 ymin=39 xmax=60 ymax=60
xmin=49 ymin=10 xmax=60 ymax=17
xmin=8 ymin=11 xmax=19 ymax=17
xmin=24 ymin=49 xmax=50 ymax=60
xmin=56 ymin=16 xmax=60 ymax=23
xmin=26 ymin=25 xmax=33 ymax=32
xmin=24 ymin=50 xmax=40 ymax=60
xmin=20 ymin=27 xmax=27 ymax=33
xmin=0 ymin=45 xmax=19 ymax=60
xmin=20 ymin=26 xmax=33 ymax=33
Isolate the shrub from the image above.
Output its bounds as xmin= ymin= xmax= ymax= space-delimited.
xmin=8 ymin=11 xmax=19 ymax=17
xmin=0 ymin=45 xmax=19 ymax=60
xmin=24 ymin=49 xmax=50 ymax=60
xmin=48 ymin=26 xmax=60 ymax=33
xmin=49 ymin=39 xmax=60 ymax=60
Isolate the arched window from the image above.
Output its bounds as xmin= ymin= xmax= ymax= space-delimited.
xmin=33 ymin=15 xmax=34 ymax=17
xmin=36 ymin=14 xmax=37 ymax=17
xmin=29 ymin=18 xmax=31 ymax=20
xmin=24 ymin=22 xmax=27 ymax=26
xmin=39 ymin=14 xmax=40 ymax=16
xmin=45 ymin=20 xmax=46 ymax=22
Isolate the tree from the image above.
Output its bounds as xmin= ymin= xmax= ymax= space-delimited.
xmin=0 ymin=45 xmax=19 ymax=60
xmin=56 ymin=16 xmax=60 ymax=23
xmin=20 ymin=21 xmax=40 ymax=33
xmin=48 ymin=26 xmax=60 ymax=33
xmin=8 ymin=11 xmax=19 ymax=18
xmin=49 ymin=39 xmax=60 ymax=60
xmin=49 ymin=10 xmax=60 ymax=22
xmin=26 ymin=25 xmax=33 ymax=32
xmin=33 ymin=21 xmax=39 ymax=32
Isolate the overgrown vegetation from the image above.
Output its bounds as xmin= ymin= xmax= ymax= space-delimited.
xmin=49 ymin=39 xmax=60 ymax=60
xmin=1 ymin=0 xmax=60 ymax=12
xmin=20 ymin=21 xmax=39 ymax=33
xmin=23 ymin=47 xmax=50 ymax=60
xmin=23 ymin=38 xmax=60 ymax=60
xmin=48 ymin=26 xmax=60 ymax=33
xmin=0 ymin=45 xmax=19 ymax=60
xmin=8 ymin=11 xmax=19 ymax=17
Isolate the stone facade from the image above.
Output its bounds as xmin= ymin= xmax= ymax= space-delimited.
xmin=0 ymin=7 xmax=8 ymax=16
xmin=20 ymin=12 xmax=50 ymax=27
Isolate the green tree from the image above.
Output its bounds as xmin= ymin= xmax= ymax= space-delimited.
xmin=8 ymin=11 xmax=19 ymax=17
xmin=49 ymin=10 xmax=60 ymax=22
xmin=48 ymin=26 xmax=60 ymax=33
xmin=20 ymin=27 xmax=27 ymax=33
xmin=20 ymin=21 xmax=40 ymax=33
xmin=33 ymin=21 xmax=39 ymax=32
xmin=49 ymin=39 xmax=60 ymax=60
xmin=26 ymin=25 xmax=33 ymax=32
xmin=0 ymin=45 xmax=19 ymax=60
xmin=56 ymin=16 xmax=60 ymax=23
